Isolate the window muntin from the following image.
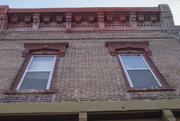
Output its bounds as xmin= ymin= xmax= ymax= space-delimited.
xmin=119 ymin=54 xmax=161 ymax=88
xmin=17 ymin=55 xmax=56 ymax=90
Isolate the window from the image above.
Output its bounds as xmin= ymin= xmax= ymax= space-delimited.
xmin=106 ymin=41 xmax=173 ymax=91
xmin=17 ymin=55 xmax=56 ymax=90
xmin=119 ymin=54 xmax=160 ymax=88
xmin=4 ymin=43 xmax=69 ymax=94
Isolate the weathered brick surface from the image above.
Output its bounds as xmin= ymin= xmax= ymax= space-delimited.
xmin=0 ymin=32 xmax=179 ymax=103
xmin=0 ymin=31 xmax=173 ymax=40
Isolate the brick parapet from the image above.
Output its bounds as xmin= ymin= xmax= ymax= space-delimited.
xmin=159 ymin=4 xmax=175 ymax=31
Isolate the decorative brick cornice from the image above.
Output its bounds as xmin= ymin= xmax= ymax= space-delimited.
xmin=0 ymin=5 xmax=9 ymax=13
xmin=0 ymin=5 xmax=176 ymax=32
xmin=0 ymin=5 xmax=9 ymax=32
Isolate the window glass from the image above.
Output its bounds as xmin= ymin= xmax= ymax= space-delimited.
xmin=19 ymin=72 xmax=50 ymax=89
xmin=28 ymin=56 xmax=54 ymax=70
xmin=120 ymin=55 xmax=148 ymax=69
xmin=127 ymin=70 xmax=159 ymax=87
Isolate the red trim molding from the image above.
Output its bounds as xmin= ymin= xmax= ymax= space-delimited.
xmin=23 ymin=43 xmax=69 ymax=57
xmin=105 ymin=41 xmax=152 ymax=56
xmin=4 ymin=42 xmax=69 ymax=95
xmin=106 ymin=41 xmax=174 ymax=92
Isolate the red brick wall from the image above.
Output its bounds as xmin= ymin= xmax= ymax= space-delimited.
xmin=0 ymin=31 xmax=179 ymax=102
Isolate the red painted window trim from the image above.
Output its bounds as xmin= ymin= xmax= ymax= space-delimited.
xmin=4 ymin=42 xmax=69 ymax=94
xmin=105 ymin=41 xmax=174 ymax=92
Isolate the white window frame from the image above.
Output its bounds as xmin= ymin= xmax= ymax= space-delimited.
xmin=119 ymin=54 xmax=161 ymax=87
xmin=16 ymin=55 xmax=57 ymax=90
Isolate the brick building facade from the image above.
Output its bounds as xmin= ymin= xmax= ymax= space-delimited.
xmin=0 ymin=4 xmax=180 ymax=121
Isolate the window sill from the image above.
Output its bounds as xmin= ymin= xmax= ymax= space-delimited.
xmin=126 ymin=86 xmax=175 ymax=92
xmin=4 ymin=89 xmax=57 ymax=95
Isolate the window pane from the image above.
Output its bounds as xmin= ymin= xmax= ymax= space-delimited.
xmin=127 ymin=70 xmax=159 ymax=87
xmin=19 ymin=72 xmax=50 ymax=89
xmin=120 ymin=55 xmax=148 ymax=69
xmin=28 ymin=56 xmax=55 ymax=70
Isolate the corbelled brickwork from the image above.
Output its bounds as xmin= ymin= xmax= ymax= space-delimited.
xmin=0 ymin=31 xmax=179 ymax=102
xmin=0 ymin=4 xmax=176 ymax=32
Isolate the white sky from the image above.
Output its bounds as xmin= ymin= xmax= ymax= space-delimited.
xmin=1 ymin=0 xmax=180 ymax=25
